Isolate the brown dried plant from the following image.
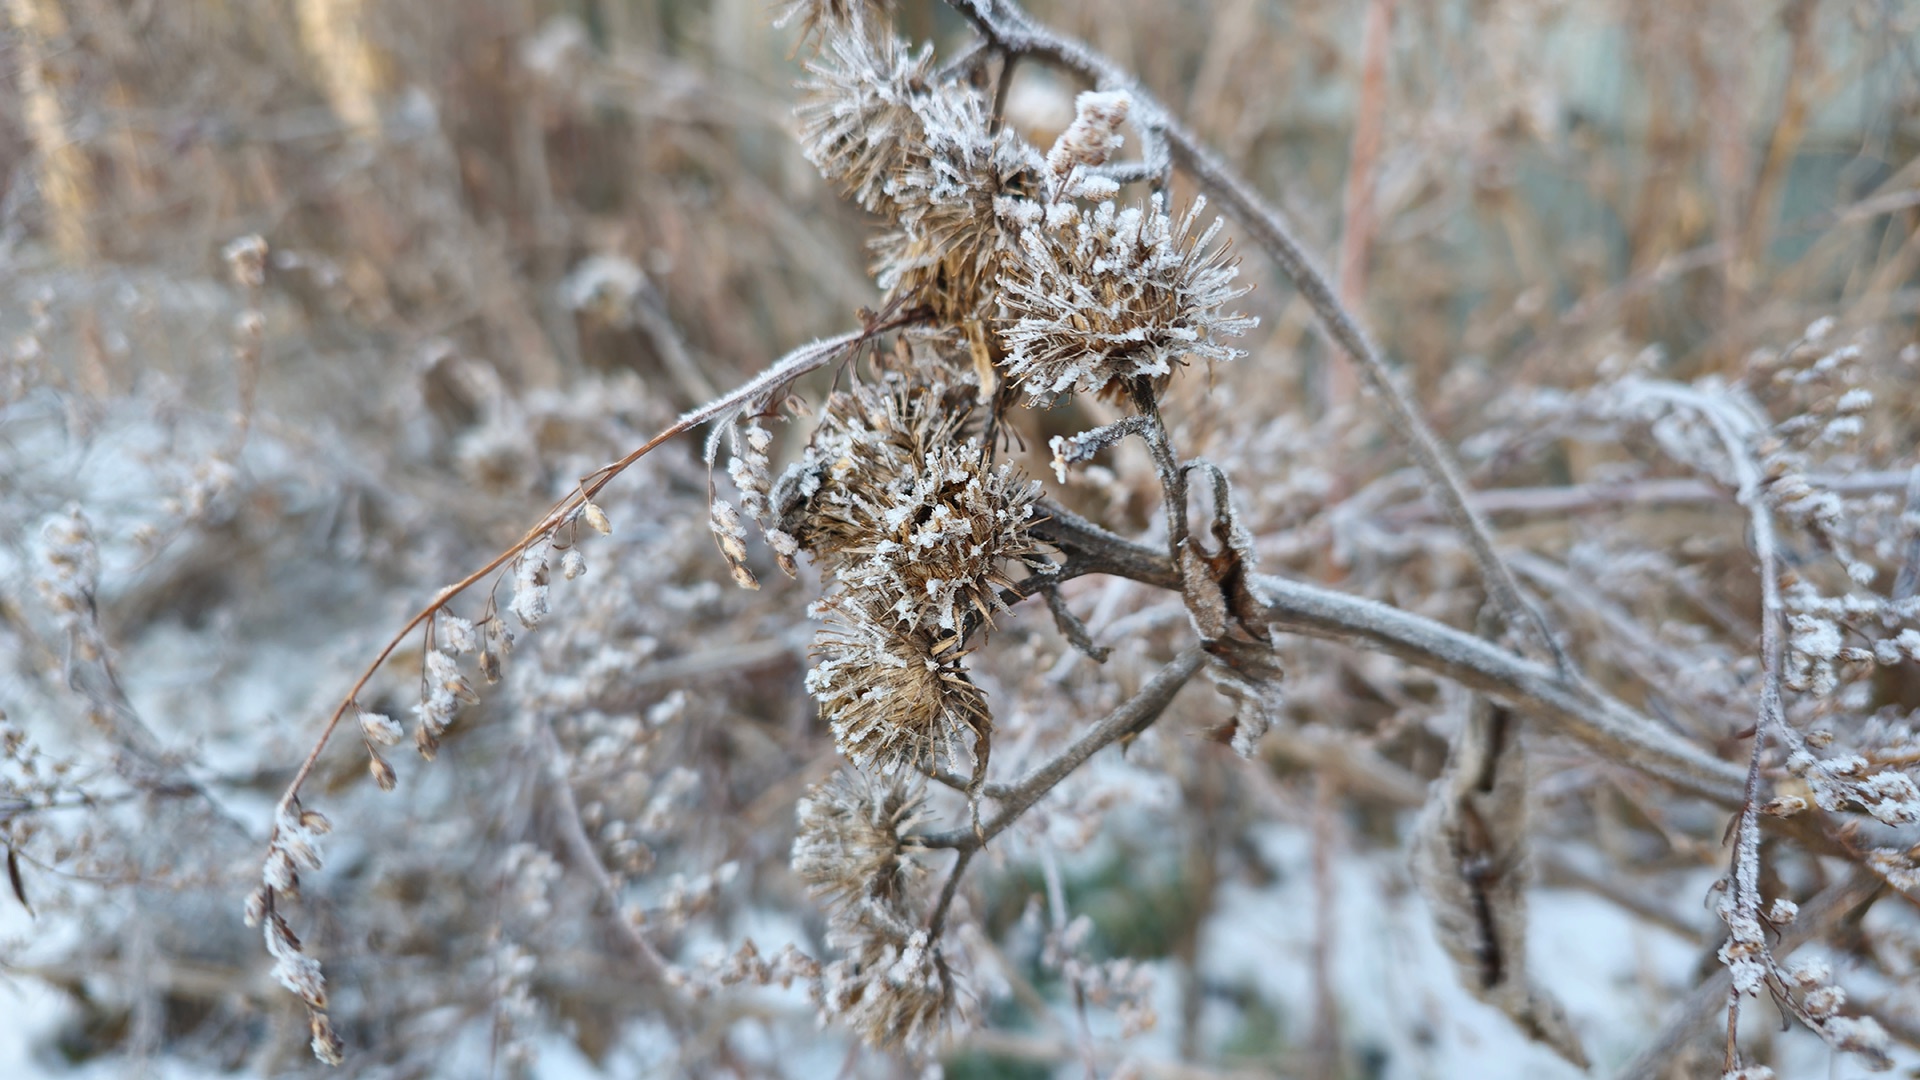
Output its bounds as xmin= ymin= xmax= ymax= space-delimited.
xmin=4 ymin=1 xmax=1920 ymax=1078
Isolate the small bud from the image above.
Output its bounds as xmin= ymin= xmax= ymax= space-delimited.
xmin=310 ymin=1012 xmax=346 ymax=1065
xmin=561 ymin=549 xmax=587 ymax=580
xmin=581 ymin=501 xmax=612 ymax=535
xmin=1802 ymin=984 xmax=1844 ymax=1018
xmin=440 ymin=615 xmax=480 ymax=654
xmin=1762 ymin=795 xmax=1808 ymax=817
xmin=358 ymin=709 xmax=403 ymax=746
xmin=222 ymin=234 xmax=268 ymax=289
xmin=710 ymin=498 xmax=759 ymax=590
xmin=369 ymin=752 xmax=397 ymax=791
xmin=479 ymin=649 xmax=503 ymax=685
xmin=263 ymin=848 xmax=298 ymax=891
xmin=243 ymin=885 xmax=269 ymax=928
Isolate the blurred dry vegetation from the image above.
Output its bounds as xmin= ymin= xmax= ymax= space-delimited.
xmin=2 ymin=0 xmax=1920 ymax=1078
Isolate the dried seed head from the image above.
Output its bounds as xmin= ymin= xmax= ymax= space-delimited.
xmin=560 ymin=549 xmax=587 ymax=580
xmin=797 ymin=32 xmax=934 ymax=213
xmin=833 ymin=445 xmax=1043 ymax=634
xmin=806 ymin=598 xmax=990 ymax=776
xmin=709 ymin=497 xmax=760 ymax=590
xmin=798 ymin=31 xmax=1043 ymax=320
xmin=777 ymin=375 xmax=976 ymax=557
xmin=871 ymin=89 xmax=1045 ymax=322
xmin=998 ymin=195 xmax=1256 ymax=404
xmin=777 ymin=376 xmax=1043 ymax=633
xmin=823 ymin=927 xmax=957 ymax=1052
xmin=793 ymin=769 xmax=929 ymax=919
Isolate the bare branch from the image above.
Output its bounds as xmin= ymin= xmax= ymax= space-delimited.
xmin=920 ymin=646 xmax=1209 ymax=850
xmin=1033 ymin=502 xmax=1749 ymax=805
xmin=1380 ymin=470 xmax=1915 ymax=525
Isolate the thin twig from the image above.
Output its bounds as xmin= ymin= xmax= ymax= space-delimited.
xmin=920 ymin=646 xmax=1209 ymax=850
xmin=537 ymin=721 xmax=671 ymax=978
xmin=1614 ymin=869 xmax=1884 ymax=1080
xmin=1379 ymin=470 xmax=1914 ymax=524
xmin=1129 ymin=378 xmax=1192 ymax=559
xmin=1041 ymin=850 xmax=1099 ymax=1080
xmin=1628 ymin=381 xmax=1794 ymax=1069
xmin=927 ymin=846 xmax=975 ymax=940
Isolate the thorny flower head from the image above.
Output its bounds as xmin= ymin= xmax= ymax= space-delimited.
xmin=836 ymin=443 xmax=1043 ymax=635
xmin=796 ymin=28 xmax=1045 ymax=320
xmin=791 ymin=769 xmax=929 ymax=921
xmin=796 ymin=31 xmax=936 ymax=215
xmin=870 ymin=88 xmax=1046 ymax=322
xmin=777 ymin=373 xmax=1046 ymax=635
xmin=805 ymin=593 xmax=991 ymax=778
xmin=819 ymin=926 xmax=957 ymax=1053
xmin=998 ymin=194 xmax=1256 ymax=404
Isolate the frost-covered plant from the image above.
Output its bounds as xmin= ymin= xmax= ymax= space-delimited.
xmin=999 ymin=194 xmax=1255 ymax=404
xmin=236 ymin=3 xmax=1917 ymax=1072
xmin=8 ymin=0 xmax=1920 ymax=1078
